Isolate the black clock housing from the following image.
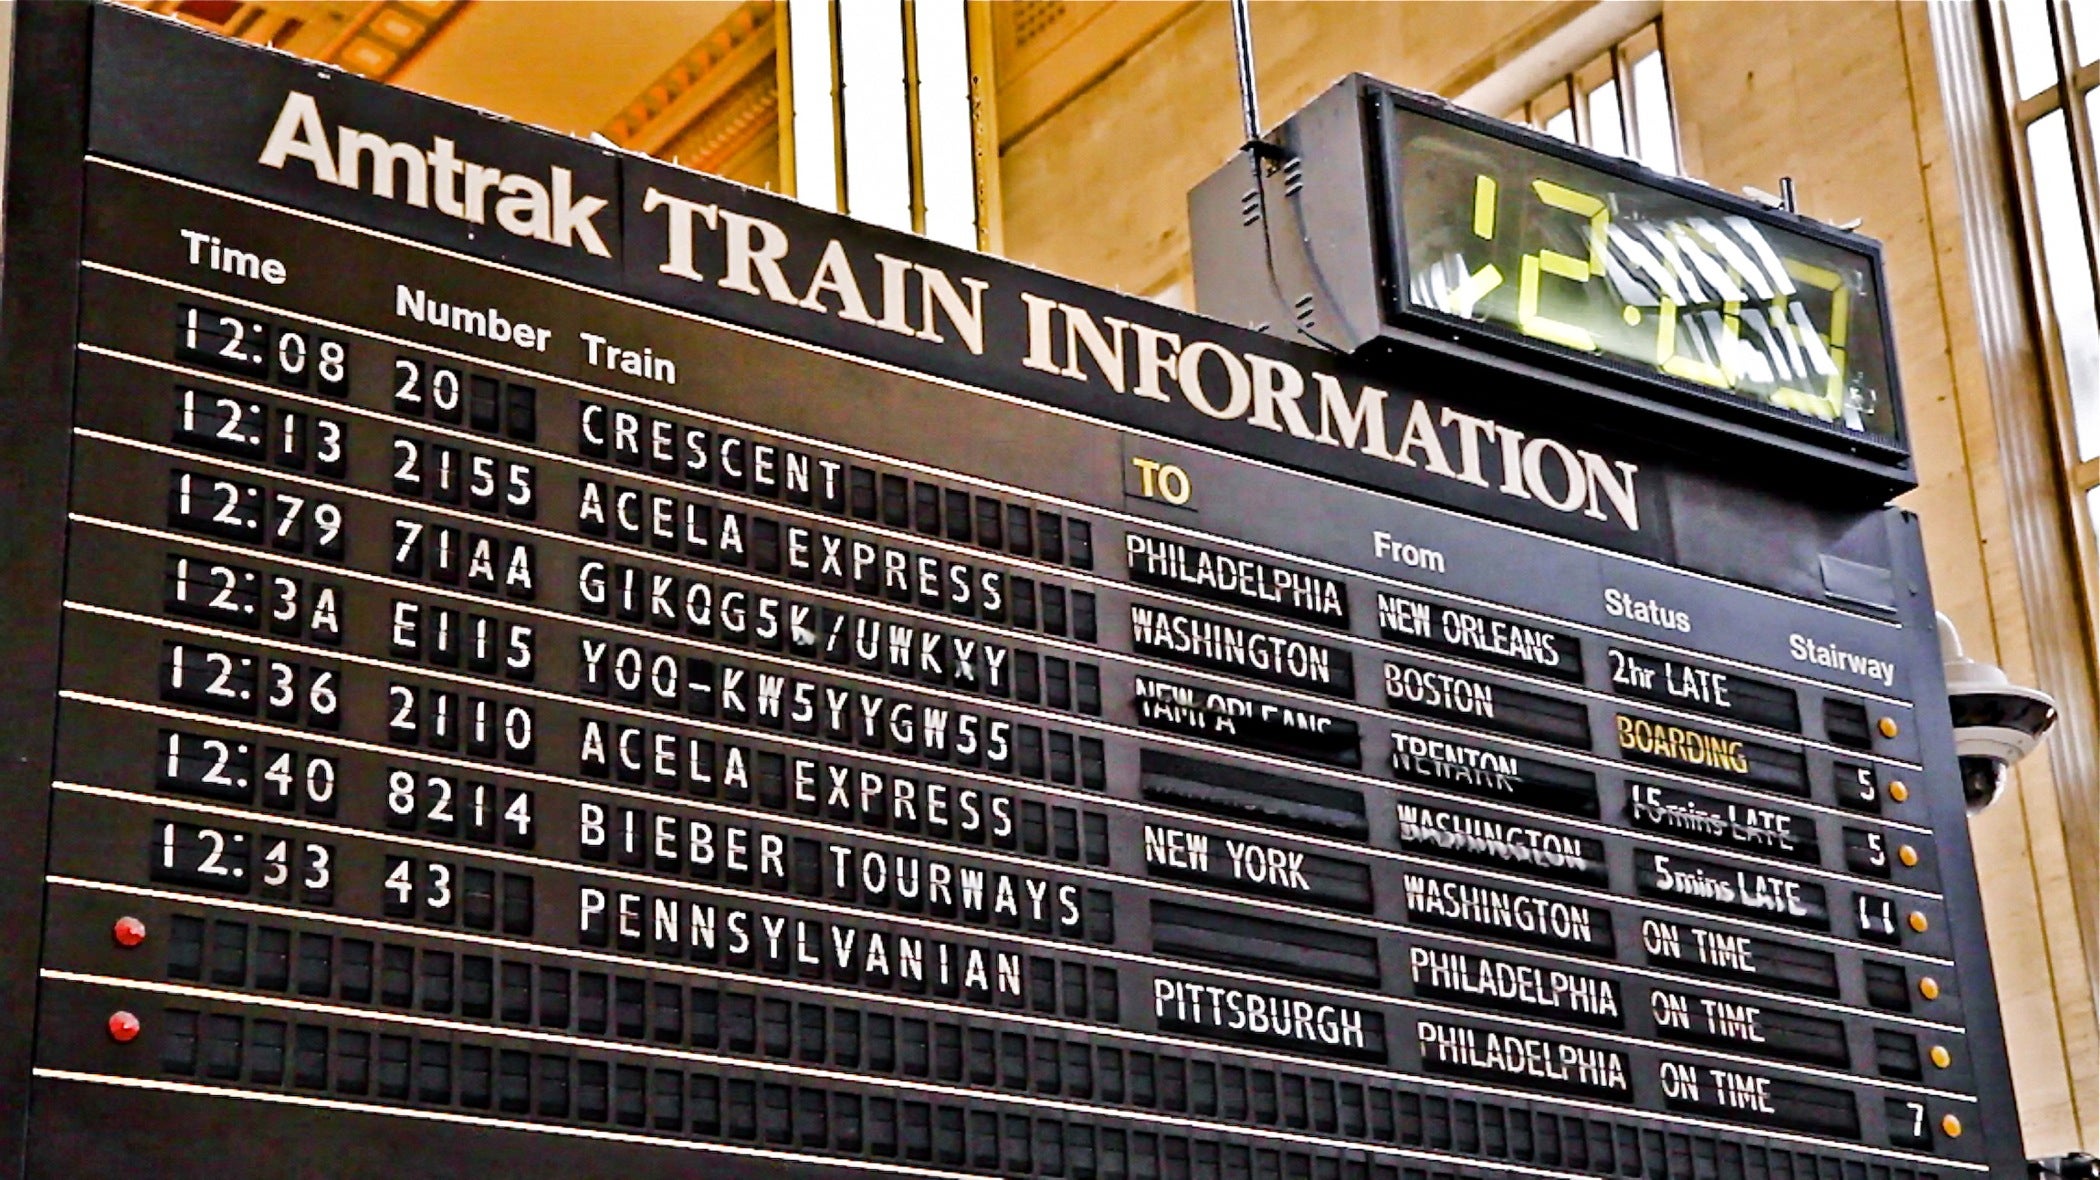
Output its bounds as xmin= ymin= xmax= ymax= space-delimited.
xmin=1190 ymin=75 xmax=1915 ymax=499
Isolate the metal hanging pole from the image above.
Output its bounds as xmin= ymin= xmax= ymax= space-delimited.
xmin=1230 ymin=0 xmax=1261 ymax=148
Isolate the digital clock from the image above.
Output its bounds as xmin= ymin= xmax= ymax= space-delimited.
xmin=1383 ymin=99 xmax=1900 ymax=443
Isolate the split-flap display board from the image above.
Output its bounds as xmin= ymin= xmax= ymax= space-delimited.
xmin=0 ymin=7 xmax=2022 ymax=1178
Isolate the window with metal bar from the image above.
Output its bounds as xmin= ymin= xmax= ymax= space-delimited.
xmin=784 ymin=0 xmax=987 ymax=249
xmin=1507 ymin=21 xmax=1679 ymax=175
xmin=1989 ymin=0 xmax=2100 ymax=651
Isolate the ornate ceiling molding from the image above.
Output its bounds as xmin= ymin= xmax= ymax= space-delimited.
xmin=317 ymin=0 xmax=469 ymax=80
xmin=120 ymin=0 xmax=464 ymax=80
xmin=601 ymin=0 xmax=779 ymax=160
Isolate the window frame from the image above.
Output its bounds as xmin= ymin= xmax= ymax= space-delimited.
xmin=1508 ymin=19 xmax=1679 ymax=175
xmin=780 ymin=0 xmax=993 ymax=249
xmin=1987 ymin=0 xmax=2100 ymax=647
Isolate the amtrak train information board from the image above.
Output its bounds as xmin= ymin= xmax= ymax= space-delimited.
xmin=0 ymin=6 xmax=2021 ymax=1179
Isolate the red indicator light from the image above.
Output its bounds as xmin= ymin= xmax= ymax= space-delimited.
xmin=112 ymin=916 xmax=146 ymax=947
xmin=107 ymin=1011 xmax=140 ymax=1043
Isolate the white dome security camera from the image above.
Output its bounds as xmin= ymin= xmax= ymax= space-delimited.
xmin=1939 ymin=613 xmax=2058 ymax=814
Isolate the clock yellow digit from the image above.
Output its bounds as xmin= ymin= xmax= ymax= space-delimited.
xmin=1516 ymin=179 xmax=1608 ymax=352
xmin=1766 ymin=259 xmax=1851 ymax=422
xmin=1653 ymin=295 xmax=1733 ymax=390
xmin=1444 ymin=174 xmax=1506 ymax=317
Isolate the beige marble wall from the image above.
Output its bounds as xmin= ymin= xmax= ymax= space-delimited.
xmin=998 ymin=0 xmax=2098 ymax=1155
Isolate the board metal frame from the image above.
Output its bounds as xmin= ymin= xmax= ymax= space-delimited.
xmin=0 ymin=5 xmax=2027 ymax=1177
xmin=0 ymin=1 xmax=92 ymax=1167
